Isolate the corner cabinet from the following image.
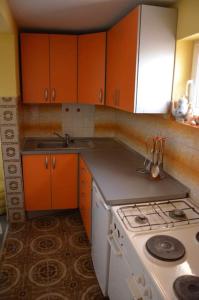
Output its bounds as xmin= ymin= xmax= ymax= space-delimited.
xmin=78 ymin=32 xmax=106 ymax=105
xmin=20 ymin=33 xmax=77 ymax=104
xmin=106 ymin=5 xmax=177 ymax=113
xmin=22 ymin=154 xmax=78 ymax=211
xmin=79 ymin=157 xmax=92 ymax=240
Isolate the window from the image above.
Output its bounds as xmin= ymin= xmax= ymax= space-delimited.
xmin=191 ymin=41 xmax=199 ymax=115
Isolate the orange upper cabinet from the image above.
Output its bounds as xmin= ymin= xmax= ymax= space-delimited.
xmin=78 ymin=32 xmax=106 ymax=105
xmin=50 ymin=35 xmax=77 ymax=103
xmin=106 ymin=7 xmax=139 ymax=112
xmin=20 ymin=33 xmax=77 ymax=104
xmin=21 ymin=34 xmax=50 ymax=104
xmin=51 ymin=154 xmax=77 ymax=209
xmin=22 ymin=154 xmax=52 ymax=211
xmin=106 ymin=5 xmax=177 ymax=113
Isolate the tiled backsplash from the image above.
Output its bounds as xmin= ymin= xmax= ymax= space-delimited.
xmin=21 ymin=103 xmax=116 ymax=138
xmin=115 ymin=110 xmax=199 ymax=205
xmin=21 ymin=104 xmax=62 ymax=137
xmin=21 ymin=104 xmax=94 ymax=137
xmin=62 ymin=104 xmax=95 ymax=137
xmin=94 ymin=105 xmax=117 ymax=137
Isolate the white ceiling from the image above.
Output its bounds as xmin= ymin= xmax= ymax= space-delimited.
xmin=8 ymin=0 xmax=176 ymax=32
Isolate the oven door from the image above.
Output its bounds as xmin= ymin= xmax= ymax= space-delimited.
xmin=108 ymin=234 xmax=140 ymax=300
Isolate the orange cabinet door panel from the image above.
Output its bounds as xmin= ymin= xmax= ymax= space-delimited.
xmin=22 ymin=155 xmax=52 ymax=211
xmin=106 ymin=26 xmax=121 ymax=109
xmin=78 ymin=32 xmax=106 ymax=105
xmin=79 ymin=157 xmax=92 ymax=240
xmin=106 ymin=8 xmax=139 ymax=112
xmin=50 ymin=35 xmax=77 ymax=103
xmin=51 ymin=154 xmax=78 ymax=209
xmin=83 ymin=173 xmax=92 ymax=239
xmin=117 ymin=8 xmax=139 ymax=112
xmin=21 ymin=33 xmax=50 ymax=103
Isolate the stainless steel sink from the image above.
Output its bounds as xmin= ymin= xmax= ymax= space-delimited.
xmin=36 ymin=139 xmax=91 ymax=150
xmin=37 ymin=141 xmax=68 ymax=149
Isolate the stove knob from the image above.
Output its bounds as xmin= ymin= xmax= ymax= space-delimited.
xmin=137 ymin=275 xmax=145 ymax=287
xmin=143 ymin=287 xmax=152 ymax=299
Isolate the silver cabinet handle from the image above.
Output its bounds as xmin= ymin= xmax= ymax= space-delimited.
xmin=44 ymin=89 xmax=48 ymax=101
xmin=52 ymin=157 xmax=56 ymax=169
xmin=52 ymin=89 xmax=56 ymax=102
xmin=98 ymin=88 xmax=103 ymax=103
xmin=45 ymin=156 xmax=48 ymax=169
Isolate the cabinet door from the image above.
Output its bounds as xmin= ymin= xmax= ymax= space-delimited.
xmin=106 ymin=26 xmax=120 ymax=109
xmin=78 ymin=33 xmax=106 ymax=105
xmin=50 ymin=35 xmax=77 ymax=103
xmin=79 ymin=157 xmax=92 ymax=240
xmin=21 ymin=34 xmax=50 ymax=103
xmin=22 ymin=155 xmax=51 ymax=210
xmin=51 ymin=154 xmax=77 ymax=209
xmin=136 ymin=6 xmax=177 ymax=113
xmin=106 ymin=8 xmax=139 ymax=112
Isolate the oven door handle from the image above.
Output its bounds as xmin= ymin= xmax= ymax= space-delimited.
xmin=107 ymin=234 xmax=122 ymax=256
xmin=127 ymin=276 xmax=143 ymax=300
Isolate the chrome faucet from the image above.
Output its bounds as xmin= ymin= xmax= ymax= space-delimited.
xmin=53 ymin=132 xmax=70 ymax=145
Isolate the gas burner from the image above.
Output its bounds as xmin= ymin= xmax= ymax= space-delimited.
xmin=196 ymin=232 xmax=199 ymax=242
xmin=135 ymin=214 xmax=148 ymax=224
xmin=174 ymin=275 xmax=199 ymax=300
xmin=169 ymin=209 xmax=187 ymax=220
xmin=146 ymin=235 xmax=185 ymax=261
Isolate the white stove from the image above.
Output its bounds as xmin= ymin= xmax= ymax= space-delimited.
xmin=108 ymin=198 xmax=199 ymax=300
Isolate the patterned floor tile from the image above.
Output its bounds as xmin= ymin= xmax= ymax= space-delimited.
xmin=0 ymin=210 xmax=105 ymax=300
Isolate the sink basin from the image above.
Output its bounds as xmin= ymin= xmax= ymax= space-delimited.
xmin=36 ymin=139 xmax=90 ymax=150
xmin=37 ymin=141 xmax=68 ymax=149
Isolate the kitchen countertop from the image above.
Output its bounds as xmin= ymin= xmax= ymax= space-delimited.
xmin=22 ymin=137 xmax=189 ymax=205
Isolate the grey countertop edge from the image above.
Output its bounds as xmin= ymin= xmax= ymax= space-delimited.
xmin=21 ymin=149 xmax=82 ymax=155
xmin=104 ymin=192 xmax=190 ymax=206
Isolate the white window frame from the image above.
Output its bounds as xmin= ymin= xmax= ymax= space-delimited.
xmin=191 ymin=41 xmax=199 ymax=115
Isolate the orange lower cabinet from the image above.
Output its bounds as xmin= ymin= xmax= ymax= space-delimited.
xmin=22 ymin=154 xmax=52 ymax=211
xmin=79 ymin=157 xmax=92 ymax=240
xmin=51 ymin=154 xmax=78 ymax=209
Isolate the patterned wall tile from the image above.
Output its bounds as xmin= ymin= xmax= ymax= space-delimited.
xmin=6 ymin=194 xmax=24 ymax=209
xmin=0 ymin=125 xmax=19 ymax=143
xmin=5 ymin=178 xmax=22 ymax=194
xmin=0 ymin=97 xmax=16 ymax=106
xmin=2 ymin=144 xmax=20 ymax=160
xmin=0 ymin=96 xmax=25 ymax=222
xmin=0 ymin=107 xmax=17 ymax=125
xmin=8 ymin=208 xmax=25 ymax=223
xmin=3 ymin=161 xmax=22 ymax=178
